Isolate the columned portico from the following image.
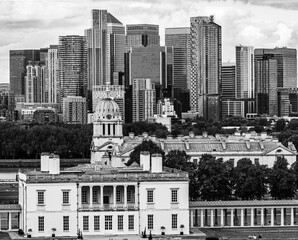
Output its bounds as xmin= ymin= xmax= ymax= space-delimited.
xmin=190 ymin=200 xmax=298 ymax=228
xmin=79 ymin=183 xmax=138 ymax=211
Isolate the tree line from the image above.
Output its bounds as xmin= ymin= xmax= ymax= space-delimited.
xmin=128 ymin=140 xmax=298 ymax=201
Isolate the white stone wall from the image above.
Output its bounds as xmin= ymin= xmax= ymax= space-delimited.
xmin=139 ymin=181 xmax=189 ymax=235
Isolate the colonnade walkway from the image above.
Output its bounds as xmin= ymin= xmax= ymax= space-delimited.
xmin=190 ymin=200 xmax=298 ymax=228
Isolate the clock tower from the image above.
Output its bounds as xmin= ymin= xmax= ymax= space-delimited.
xmin=91 ymin=86 xmax=123 ymax=164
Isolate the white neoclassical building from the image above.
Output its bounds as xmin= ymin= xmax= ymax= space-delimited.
xmin=18 ymin=153 xmax=189 ymax=238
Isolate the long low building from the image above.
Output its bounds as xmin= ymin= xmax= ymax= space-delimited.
xmin=18 ymin=153 xmax=189 ymax=238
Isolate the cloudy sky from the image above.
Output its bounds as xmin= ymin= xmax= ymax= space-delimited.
xmin=1 ymin=0 xmax=298 ymax=83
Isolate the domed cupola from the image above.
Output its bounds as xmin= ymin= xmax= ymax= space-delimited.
xmin=93 ymin=97 xmax=122 ymax=121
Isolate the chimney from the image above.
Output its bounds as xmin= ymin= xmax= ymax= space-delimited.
xmin=245 ymin=133 xmax=251 ymax=139
xmin=177 ymin=135 xmax=183 ymax=140
xmin=48 ymin=153 xmax=60 ymax=174
xmin=167 ymin=135 xmax=173 ymax=140
xmin=151 ymin=153 xmax=163 ymax=173
xmin=261 ymin=132 xmax=267 ymax=139
xmin=142 ymin=132 xmax=148 ymax=139
xmin=202 ymin=131 xmax=208 ymax=138
xmin=129 ymin=132 xmax=135 ymax=139
xmin=140 ymin=151 xmax=150 ymax=171
xmin=245 ymin=140 xmax=251 ymax=150
xmin=40 ymin=152 xmax=50 ymax=172
xmin=221 ymin=140 xmax=227 ymax=150
xmin=189 ymin=131 xmax=195 ymax=138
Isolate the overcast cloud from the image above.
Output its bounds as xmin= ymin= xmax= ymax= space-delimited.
xmin=1 ymin=0 xmax=298 ymax=83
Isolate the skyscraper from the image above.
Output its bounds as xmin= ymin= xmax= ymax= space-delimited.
xmin=85 ymin=10 xmax=125 ymax=111
xmin=46 ymin=45 xmax=60 ymax=105
xmin=254 ymin=47 xmax=297 ymax=88
xmin=165 ymin=27 xmax=190 ymax=112
xmin=255 ymin=57 xmax=278 ymax=116
xmin=132 ymin=78 xmax=156 ymax=122
xmin=126 ymin=24 xmax=160 ymax=48
xmin=190 ymin=16 xmax=222 ymax=121
xmin=221 ymin=63 xmax=236 ymax=100
xmin=128 ymin=46 xmax=173 ymax=100
xmin=10 ymin=50 xmax=40 ymax=100
xmin=235 ymin=45 xmax=254 ymax=100
xmin=25 ymin=61 xmax=45 ymax=103
xmin=58 ymin=35 xmax=87 ymax=106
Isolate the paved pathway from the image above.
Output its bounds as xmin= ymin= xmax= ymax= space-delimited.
xmin=0 ymin=232 xmax=12 ymax=240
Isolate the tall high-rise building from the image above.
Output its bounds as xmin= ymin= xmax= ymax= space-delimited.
xmin=190 ymin=16 xmax=222 ymax=121
xmin=85 ymin=9 xmax=125 ymax=111
xmin=58 ymin=35 xmax=87 ymax=107
xmin=25 ymin=61 xmax=46 ymax=103
xmin=165 ymin=27 xmax=190 ymax=112
xmin=46 ymin=45 xmax=60 ymax=105
xmin=221 ymin=63 xmax=236 ymax=100
xmin=132 ymin=78 xmax=156 ymax=122
xmin=254 ymin=47 xmax=297 ymax=88
xmin=10 ymin=50 xmax=40 ymax=99
xmin=255 ymin=57 xmax=278 ymax=116
xmin=126 ymin=24 xmax=160 ymax=47
xmin=128 ymin=46 xmax=173 ymax=100
xmin=63 ymin=96 xmax=87 ymax=124
xmin=235 ymin=45 xmax=254 ymax=100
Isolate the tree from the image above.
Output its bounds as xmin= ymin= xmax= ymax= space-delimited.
xmin=196 ymin=154 xmax=232 ymax=200
xmin=232 ymin=158 xmax=268 ymax=200
xmin=126 ymin=140 xmax=165 ymax=166
xmin=275 ymin=119 xmax=286 ymax=132
xmin=269 ymin=157 xmax=296 ymax=199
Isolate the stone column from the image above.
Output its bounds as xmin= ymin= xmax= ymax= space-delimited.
xmin=261 ymin=208 xmax=264 ymax=226
xmin=89 ymin=186 xmax=93 ymax=209
xmin=251 ymin=208 xmax=254 ymax=227
xmin=113 ymin=185 xmax=117 ymax=209
xmin=100 ymin=185 xmax=104 ymax=209
xmin=78 ymin=186 xmax=82 ymax=209
xmin=8 ymin=212 xmax=11 ymax=230
xmin=210 ymin=209 xmax=214 ymax=227
xmin=271 ymin=208 xmax=274 ymax=226
xmin=134 ymin=184 xmax=138 ymax=209
xmin=241 ymin=208 xmax=244 ymax=227
xmin=220 ymin=209 xmax=224 ymax=227
xmin=291 ymin=208 xmax=294 ymax=226
xmin=124 ymin=185 xmax=128 ymax=209
xmin=190 ymin=210 xmax=194 ymax=228
xmin=200 ymin=209 xmax=204 ymax=227
xmin=281 ymin=208 xmax=284 ymax=226
xmin=231 ymin=209 xmax=234 ymax=227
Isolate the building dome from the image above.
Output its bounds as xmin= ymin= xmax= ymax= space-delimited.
xmin=93 ymin=97 xmax=121 ymax=121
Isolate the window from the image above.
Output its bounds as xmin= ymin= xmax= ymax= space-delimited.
xmin=83 ymin=216 xmax=89 ymax=231
xmin=62 ymin=191 xmax=69 ymax=205
xmin=93 ymin=189 xmax=97 ymax=203
xmin=37 ymin=191 xmax=45 ymax=205
xmin=94 ymin=216 xmax=100 ymax=231
xmin=105 ymin=215 xmax=112 ymax=230
xmin=128 ymin=215 xmax=134 ymax=230
xmin=38 ymin=216 xmax=44 ymax=232
xmin=254 ymin=158 xmax=259 ymax=165
xmin=82 ymin=190 xmax=87 ymax=203
xmin=118 ymin=215 xmax=123 ymax=230
xmin=116 ymin=189 xmax=121 ymax=203
xmin=147 ymin=215 xmax=153 ymax=230
xmin=147 ymin=189 xmax=154 ymax=203
xmin=171 ymin=189 xmax=178 ymax=203
xmin=172 ymin=214 xmax=178 ymax=229
xmin=193 ymin=159 xmax=198 ymax=164
xmin=127 ymin=190 xmax=132 ymax=202
xmin=63 ymin=216 xmax=69 ymax=231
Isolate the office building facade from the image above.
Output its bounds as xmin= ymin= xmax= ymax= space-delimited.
xmin=132 ymin=78 xmax=156 ymax=122
xmin=190 ymin=16 xmax=222 ymax=120
xmin=10 ymin=50 xmax=40 ymax=100
xmin=126 ymin=24 xmax=160 ymax=48
xmin=58 ymin=35 xmax=87 ymax=107
xmin=165 ymin=27 xmax=191 ymax=112
xmin=62 ymin=96 xmax=87 ymax=124
xmin=255 ymin=48 xmax=297 ymax=88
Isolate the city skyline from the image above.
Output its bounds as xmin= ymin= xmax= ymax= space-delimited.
xmin=1 ymin=0 xmax=298 ymax=84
